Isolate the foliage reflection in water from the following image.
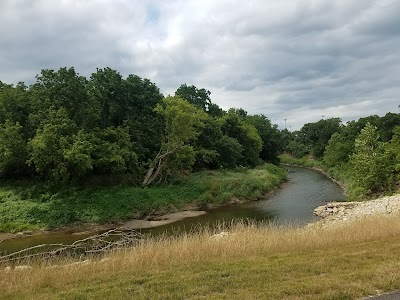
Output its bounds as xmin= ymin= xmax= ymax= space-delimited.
xmin=0 ymin=166 xmax=345 ymax=255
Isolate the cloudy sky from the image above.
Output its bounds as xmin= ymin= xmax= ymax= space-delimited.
xmin=1 ymin=0 xmax=399 ymax=130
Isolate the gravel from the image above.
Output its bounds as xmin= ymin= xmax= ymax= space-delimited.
xmin=310 ymin=194 xmax=400 ymax=227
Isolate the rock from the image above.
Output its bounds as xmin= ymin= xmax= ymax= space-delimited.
xmin=210 ymin=231 xmax=231 ymax=240
xmin=45 ymin=264 xmax=59 ymax=269
xmin=99 ymin=258 xmax=110 ymax=263
xmin=15 ymin=265 xmax=32 ymax=271
xmin=311 ymin=194 xmax=400 ymax=227
xmin=64 ymin=259 xmax=91 ymax=268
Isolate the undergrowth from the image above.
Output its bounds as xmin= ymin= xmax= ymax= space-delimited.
xmin=0 ymin=164 xmax=287 ymax=232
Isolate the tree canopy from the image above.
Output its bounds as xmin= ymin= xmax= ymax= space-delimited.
xmin=0 ymin=67 xmax=283 ymax=186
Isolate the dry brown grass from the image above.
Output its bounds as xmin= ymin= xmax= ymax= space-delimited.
xmin=2 ymin=215 xmax=400 ymax=299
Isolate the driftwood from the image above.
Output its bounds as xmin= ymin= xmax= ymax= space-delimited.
xmin=0 ymin=229 xmax=143 ymax=264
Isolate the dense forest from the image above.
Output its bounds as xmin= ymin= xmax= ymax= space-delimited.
xmin=283 ymin=113 xmax=400 ymax=198
xmin=1 ymin=66 xmax=399 ymax=232
xmin=0 ymin=66 xmax=399 ymax=197
xmin=0 ymin=67 xmax=284 ymax=186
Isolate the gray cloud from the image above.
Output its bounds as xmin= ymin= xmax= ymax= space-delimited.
xmin=0 ymin=0 xmax=399 ymax=130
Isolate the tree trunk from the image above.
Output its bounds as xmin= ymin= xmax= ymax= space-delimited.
xmin=142 ymin=147 xmax=176 ymax=186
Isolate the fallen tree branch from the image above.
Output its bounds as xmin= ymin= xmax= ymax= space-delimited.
xmin=0 ymin=229 xmax=143 ymax=264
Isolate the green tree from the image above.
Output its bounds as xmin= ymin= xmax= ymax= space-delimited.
xmin=175 ymin=84 xmax=211 ymax=111
xmin=299 ymin=118 xmax=341 ymax=158
xmin=0 ymin=120 xmax=29 ymax=177
xmin=389 ymin=126 xmax=400 ymax=174
xmin=29 ymin=67 xmax=96 ymax=130
xmin=215 ymin=135 xmax=243 ymax=168
xmin=91 ymin=127 xmax=139 ymax=177
xmin=123 ymin=74 xmax=164 ymax=163
xmin=193 ymin=116 xmax=222 ymax=170
xmin=323 ymin=132 xmax=354 ymax=168
xmin=0 ymin=82 xmax=29 ymax=128
xmin=143 ymin=96 xmax=207 ymax=185
xmin=246 ymin=114 xmax=283 ymax=164
xmin=28 ymin=108 xmax=77 ymax=182
xmin=86 ymin=67 xmax=125 ymax=128
xmin=220 ymin=110 xmax=262 ymax=167
xmin=350 ymin=123 xmax=393 ymax=194
xmin=377 ymin=112 xmax=400 ymax=142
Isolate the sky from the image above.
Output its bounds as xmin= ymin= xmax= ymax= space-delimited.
xmin=1 ymin=0 xmax=399 ymax=130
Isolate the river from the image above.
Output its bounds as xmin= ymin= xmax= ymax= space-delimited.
xmin=0 ymin=166 xmax=346 ymax=254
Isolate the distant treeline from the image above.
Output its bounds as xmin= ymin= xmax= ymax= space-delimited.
xmin=0 ymin=67 xmax=284 ymax=185
xmin=283 ymin=113 xmax=400 ymax=197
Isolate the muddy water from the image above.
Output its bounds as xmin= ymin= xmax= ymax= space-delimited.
xmin=0 ymin=166 xmax=345 ymax=254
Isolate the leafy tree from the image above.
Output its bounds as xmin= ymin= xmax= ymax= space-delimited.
xmin=323 ymin=132 xmax=354 ymax=168
xmin=350 ymin=123 xmax=393 ymax=193
xmin=285 ymin=138 xmax=310 ymax=158
xmin=29 ymin=67 xmax=96 ymax=129
xmin=91 ymin=127 xmax=139 ymax=176
xmin=299 ymin=118 xmax=341 ymax=158
xmin=175 ymin=83 xmax=226 ymax=117
xmin=175 ymin=84 xmax=211 ymax=111
xmin=220 ymin=110 xmax=262 ymax=167
xmin=246 ymin=114 xmax=283 ymax=164
xmin=389 ymin=126 xmax=400 ymax=174
xmin=0 ymin=82 xmax=29 ymax=128
xmin=215 ymin=135 xmax=243 ymax=168
xmin=86 ymin=67 xmax=125 ymax=128
xmin=0 ymin=120 xmax=29 ymax=177
xmin=193 ymin=116 xmax=222 ymax=170
xmin=377 ymin=112 xmax=400 ymax=142
xmin=143 ymin=96 xmax=207 ymax=185
xmin=207 ymin=102 xmax=225 ymax=118
xmin=123 ymin=74 xmax=164 ymax=163
xmin=28 ymin=108 xmax=77 ymax=182
xmin=63 ymin=130 xmax=94 ymax=179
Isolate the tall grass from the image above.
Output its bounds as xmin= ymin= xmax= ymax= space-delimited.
xmin=0 ymin=164 xmax=287 ymax=232
xmin=2 ymin=215 xmax=400 ymax=299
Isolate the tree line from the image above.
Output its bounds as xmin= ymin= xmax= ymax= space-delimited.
xmin=0 ymin=67 xmax=284 ymax=185
xmin=284 ymin=113 xmax=400 ymax=197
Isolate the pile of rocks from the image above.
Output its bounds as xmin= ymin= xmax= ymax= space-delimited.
xmin=311 ymin=194 xmax=400 ymax=227
xmin=313 ymin=202 xmax=357 ymax=218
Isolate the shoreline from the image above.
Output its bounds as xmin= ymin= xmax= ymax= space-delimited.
xmin=0 ymin=184 xmax=284 ymax=243
xmin=0 ymin=210 xmax=207 ymax=242
xmin=6 ymin=166 xmax=396 ymax=244
xmin=309 ymin=193 xmax=400 ymax=228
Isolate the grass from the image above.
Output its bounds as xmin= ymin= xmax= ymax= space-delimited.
xmin=0 ymin=164 xmax=287 ymax=232
xmin=2 ymin=214 xmax=400 ymax=299
xmin=279 ymin=154 xmax=323 ymax=169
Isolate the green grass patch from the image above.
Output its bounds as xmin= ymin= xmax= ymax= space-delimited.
xmin=0 ymin=164 xmax=287 ymax=232
xmin=279 ymin=154 xmax=323 ymax=168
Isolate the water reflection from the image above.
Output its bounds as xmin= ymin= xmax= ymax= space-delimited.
xmin=0 ymin=166 xmax=345 ymax=253
xmin=143 ymin=166 xmax=345 ymax=236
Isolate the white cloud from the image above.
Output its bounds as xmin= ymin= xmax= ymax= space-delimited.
xmin=0 ymin=0 xmax=399 ymax=129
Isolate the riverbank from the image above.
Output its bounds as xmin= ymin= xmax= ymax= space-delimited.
xmin=311 ymin=193 xmax=400 ymax=228
xmin=2 ymin=211 xmax=400 ymax=299
xmin=0 ymin=163 xmax=287 ymax=235
xmin=3 ymin=168 xmax=400 ymax=299
xmin=279 ymin=154 xmax=348 ymax=192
